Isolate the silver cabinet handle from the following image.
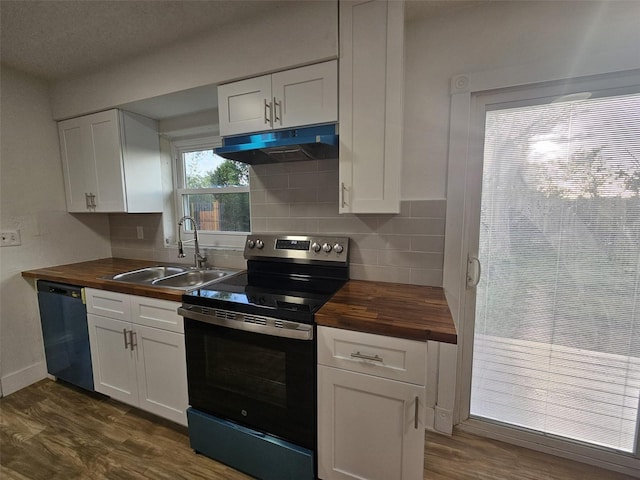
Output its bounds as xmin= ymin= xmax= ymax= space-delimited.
xmin=341 ymin=182 xmax=347 ymax=208
xmin=130 ymin=330 xmax=137 ymax=350
xmin=123 ymin=328 xmax=129 ymax=349
xmin=273 ymin=97 xmax=281 ymax=125
xmin=350 ymin=351 xmax=383 ymax=362
xmin=86 ymin=192 xmax=96 ymax=210
xmin=264 ymin=98 xmax=272 ymax=126
xmin=414 ymin=396 xmax=419 ymax=429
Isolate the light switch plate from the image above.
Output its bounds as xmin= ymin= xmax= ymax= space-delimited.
xmin=1 ymin=229 xmax=21 ymax=247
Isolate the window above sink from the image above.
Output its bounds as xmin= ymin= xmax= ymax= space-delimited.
xmin=169 ymin=136 xmax=250 ymax=252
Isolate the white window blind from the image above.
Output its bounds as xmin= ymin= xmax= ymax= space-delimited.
xmin=470 ymin=92 xmax=640 ymax=453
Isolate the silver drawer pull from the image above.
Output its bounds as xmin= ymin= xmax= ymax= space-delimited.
xmin=350 ymin=351 xmax=383 ymax=362
xmin=123 ymin=328 xmax=129 ymax=349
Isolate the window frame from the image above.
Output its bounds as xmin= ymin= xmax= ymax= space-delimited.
xmin=171 ymin=136 xmax=250 ymax=250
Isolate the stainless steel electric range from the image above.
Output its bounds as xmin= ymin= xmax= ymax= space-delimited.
xmin=178 ymin=234 xmax=349 ymax=480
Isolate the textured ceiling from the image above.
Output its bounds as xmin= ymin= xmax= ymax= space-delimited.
xmin=0 ymin=0 xmax=285 ymax=81
xmin=0 ymin=0 xmax=479 ymax=82
xmin=0 ymin=0 xmax=480 ymax=120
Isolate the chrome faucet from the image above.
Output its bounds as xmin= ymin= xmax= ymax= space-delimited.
xmin=177 ymin=215 xmax=207 ymax=268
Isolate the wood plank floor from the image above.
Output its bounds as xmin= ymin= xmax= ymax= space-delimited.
xmin=1 ymin=379 xmax=636 ymax=479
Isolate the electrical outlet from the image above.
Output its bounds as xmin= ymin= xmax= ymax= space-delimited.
xmin=136 ymin=226 xmax=144 ymax=240
xmin=1 ymin=229 xmax=21 ymax=247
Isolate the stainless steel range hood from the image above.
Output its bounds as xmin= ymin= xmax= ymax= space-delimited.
xmin=214 ymin=124 xmax=338 ymax=164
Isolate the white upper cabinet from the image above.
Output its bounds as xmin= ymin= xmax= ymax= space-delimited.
xmin=58 ymin=109 xmax=163 ymax=213
xmin=218 ymin=60 xmax=338 ymax=136
xmin=339 ymin=0 xmax=404 ymax=214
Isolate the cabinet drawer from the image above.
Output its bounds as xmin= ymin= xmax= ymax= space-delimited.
xmin=85 ymin=288 xmax=130 ymax=321
xmin=317 ymin=326 xmax=426 ymax=385
xmin=130 ymin=296 xmax=183 ymax=333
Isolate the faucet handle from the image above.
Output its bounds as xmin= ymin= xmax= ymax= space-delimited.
xmin=197 ymin=252 xmax=208 ymax=269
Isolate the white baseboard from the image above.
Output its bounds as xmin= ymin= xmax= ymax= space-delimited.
xmin=1 ymin=361 xmax=47 ymax=397
xmin=426 ymin=405 xmax=454 ymax=435
xmin=434 ymin=405 xmax=454 ymax=434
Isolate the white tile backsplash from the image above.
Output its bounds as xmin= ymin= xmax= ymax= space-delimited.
xmin=250 ymin=160 xmax=446 ymax=286
xmin=109 ymin=159 xmax=447 ymax=286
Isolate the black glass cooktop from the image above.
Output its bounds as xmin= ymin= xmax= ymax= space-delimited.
xmin=182 ymin=271 xmax=346 ymax=324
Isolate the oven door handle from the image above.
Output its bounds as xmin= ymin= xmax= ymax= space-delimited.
xmin=178 ymin=306 xmax=314 ymax=341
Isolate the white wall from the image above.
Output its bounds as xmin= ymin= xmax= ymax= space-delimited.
xmin=50 ymin=1 xmax=338 ymax=120
xmin=0 ymin=66 xmax=112 ymax=396
xmin=403 ymin=0 xmax=640 ymax=201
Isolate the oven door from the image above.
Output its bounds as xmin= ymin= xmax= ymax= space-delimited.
xmin=183 ymin=316 xmax=316 ymax=450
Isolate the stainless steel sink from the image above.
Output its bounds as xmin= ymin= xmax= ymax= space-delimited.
xmin=105 ymin=265 xmax=241 ymax=291
xmin=110 ymin=265 xmax=190 ymax=284
xmin=151 ymin=269 xmax=237 ymax=290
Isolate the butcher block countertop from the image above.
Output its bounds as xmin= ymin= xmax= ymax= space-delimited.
xmin=21 ymin=258 xmax=186 ymax=302
xmin=316 ymin=280 xmax=457 ymax=344
xmin=23 ymin=258 xmax=457 ymax=344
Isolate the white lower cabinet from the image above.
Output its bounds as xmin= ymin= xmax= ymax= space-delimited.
xmin=86 ymin=289 xmax=188 ymax=426
xmin=317 ymin=326 xmax=427 ymax=480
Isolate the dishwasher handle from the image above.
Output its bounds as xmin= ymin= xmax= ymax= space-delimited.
xmin=37 ymin=280 xmax=83 ymax=299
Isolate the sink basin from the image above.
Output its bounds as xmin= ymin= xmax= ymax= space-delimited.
xmin=105 ymin=265 xmax=241 ymax=291
xmin=151 ymin=269 xmax=238 ymax=290
xmin=109 ymin=265 xmax=190 ymax=283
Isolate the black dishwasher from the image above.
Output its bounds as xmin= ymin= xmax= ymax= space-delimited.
xmin=37 ymin=280 xmax=94 ymax=391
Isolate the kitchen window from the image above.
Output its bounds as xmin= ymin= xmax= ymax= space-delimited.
xmin=173 ymin=137 xmax=250 ymax=247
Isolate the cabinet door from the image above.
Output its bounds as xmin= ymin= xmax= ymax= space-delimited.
xmin=272 ymin=60 xmax=338 ymax=129
xmin=89 ymin=110 xmax=126 ymax=212
xmin=58 ymin=117 xmax=94 ymax=212
xmin=339 ymin=0 xmax=404 ymax=214
xmin=318 ymin=365 xmax=425 ymax=480
xmin=218 ymin=75 xmax=272 ymax=136
xmin=87 ymin=314 xmax=138 ymax=405
xmin=134 ymin=325 xmax=188 ymax=426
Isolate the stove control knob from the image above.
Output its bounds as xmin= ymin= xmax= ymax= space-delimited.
xmin=256 ymin=239 xmax=265 ymax=249
xmin=311 ymin=242 xmax=321 ymax=253
xmin=246 ymin=239 xmax=255 ymax=249
xmin=333 ymin=243 xmax=344 ymax=254
xmin=322 ymin=242 xmax=332 ymax=253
